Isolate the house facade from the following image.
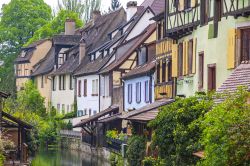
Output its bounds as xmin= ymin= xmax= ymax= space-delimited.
xmin=14 ymin=39 xmax=52 ymax=91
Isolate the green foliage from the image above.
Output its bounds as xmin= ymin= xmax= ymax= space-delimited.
xmin=109 ymin=152 xmax=126 ymax=166
xmin=26 ymin=10 xmax=83 ymax=46
xmin=3 ymin=81 xmax=65 ymax=152
xmin=106 ymin=129 xmax=127 ymax=141
xmin=199 ymin=88 xmax=250 ymax=166
xmin=61 ymin=109 xmax=77 ymax=119
xmin=143 ymin=157 xmax=166 ymax=166
xmin=0 ymin=135 xmax=15 ymax=165
xmin=57 ymin=0 xmax=85 ymax=19
xmin=149 ymin=95 xmax=213 ymax=165
xmin=0 ymin=0 xmax=52 ymax=51
xmin=126 ymin=136 xmax=146 ymax=166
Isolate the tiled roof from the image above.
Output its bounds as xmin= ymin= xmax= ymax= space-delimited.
xmin=31 ymin=47 xmax=55 ymax=76
xmin=73 ymin=105 xmax=119 ymax=128
xmin=122 ymin=60 xmax=155 ymax=80
xmin=215 ymin=63 xmax=250 ymax=104
xmin=217 ymin=63 xmax=250 ymax=93
xmin=100 ymin=23 xmax=156 ymax=74
xmin=15 ymin=39 xmax=50 ymax=63
xmin=53 ymin=35 xmax=82 ymax=45
xmin=122 ymin=99 xmax=175 ymax=120
xmin=140 ymin=0 xmax=165 ymax=15
xmin=59 ymin=8 xmax=126 ymax=76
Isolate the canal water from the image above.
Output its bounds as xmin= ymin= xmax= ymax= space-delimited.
xmin=31 ymin=148 xmax=110 ymax=166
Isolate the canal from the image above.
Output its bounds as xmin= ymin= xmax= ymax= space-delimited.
xmin=31 ymin=148 xmax=110 ymax=166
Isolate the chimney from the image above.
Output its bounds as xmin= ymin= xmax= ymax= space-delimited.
xmin=126 ymin=1 xmax=138 ymax=21
xmin=65 ymin=19 xmax=76 ymax=35
xmin=79 ymin=38 xmax=86 ymax=64
xmin=92 ymin=10 xmax=101 ymax=23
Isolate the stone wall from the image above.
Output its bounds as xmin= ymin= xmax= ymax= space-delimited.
xmin=60 ymin=136 xmax=111 ymax=161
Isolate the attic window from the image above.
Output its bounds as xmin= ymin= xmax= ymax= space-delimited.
xmin=90 ymin=54 xmax=96 ymax=61
xmin=137 ymin=46 xmax=148 ymax=65
xmin=21 ymin=51 xmax=27 ymax=57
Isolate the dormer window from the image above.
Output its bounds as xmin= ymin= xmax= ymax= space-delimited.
xmin=90 ymin=53 xmax=96 ymax=61
xmin=137 ymin=46 xmax=147 ymax=65
xmin=21 ymin=51 xmax=26 ymax=57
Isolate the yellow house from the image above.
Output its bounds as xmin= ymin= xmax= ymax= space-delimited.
xmin=14 ymin=39 xmax=52 ymax=91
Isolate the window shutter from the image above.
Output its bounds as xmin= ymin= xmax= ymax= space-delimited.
xmin=160 ymin=60 xmax=163 ymax=83
xmin=192 ymin=38 xmax=197 ymax=74
xmin=227 ymin=29 xmax=236 ymax=69
xmin=172 ymin=44 xmax=178 ymax=77
xmin=179 ymin=0 xmax=185 ymax=11
xmin=100 ymin=76 xmax=105 ymax=96
xmin=185 ymin=41 xmax=189 ymax=75
xmin=183 ymin=42 xmax=188 ymax=75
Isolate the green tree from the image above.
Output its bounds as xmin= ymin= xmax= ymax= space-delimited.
xmin=26 ymin=10 xmax=83 ymax=46
xmin=109 ymin=0 xmax=121 ymax=11
xmin=199 ymin=88 xmax=250 ymax=166
xmin=57 ymin=0 xmax=85 ymax=19
xmin=84 ymin=0 xmax=101 ymax=22
xmin=0 ymin=0 xmax=52 ymax=52
xmin=149 ymin=95 xmax=213 ymax=166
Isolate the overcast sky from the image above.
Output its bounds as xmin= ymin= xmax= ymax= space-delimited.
xmin=1 ymin=0 xmax=145 ymax=12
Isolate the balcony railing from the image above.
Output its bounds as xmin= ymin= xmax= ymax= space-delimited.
xmin=60 ymin=130 xmax=82 ymax=139
xmin=155 ymin=82 xmax=174 ymax=100
xmin=156 ymin=39 xmax=173 ymax=58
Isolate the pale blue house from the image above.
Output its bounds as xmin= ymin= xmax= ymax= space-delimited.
xmin=122 ymin=44 xmax=155 ymax=112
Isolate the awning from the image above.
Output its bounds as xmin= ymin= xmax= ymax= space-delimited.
xmin=127 ymin=109 xmax=159 ymax=122
xmin=73 ymin=105 xmax=119 ymax=128
xmin=2 ymin=111 xmax=33 ymax=129
xmin=0 ymin=91 xmax=10 ymax=98
xmin=97 ymin=113 xmax=122 ymax=123
xmin=121 ymin=99 xmax=175 ymax=121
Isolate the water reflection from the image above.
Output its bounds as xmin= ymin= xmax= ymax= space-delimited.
xmin=31 ymin=148 xmax=110 ymax=166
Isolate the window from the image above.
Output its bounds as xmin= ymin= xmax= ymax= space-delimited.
xmin=93 ymin=110 xmax=97 ymax=115
xmin=157 ymin=22 xmax=162 ymax=39
xmin=128 ymin=84 xmax=132 ymax=104
xmin=185 ymin=0 xmax=191 ymax=9
xmin=188 ymin=40 xmax=193 ymax=74
xmin=198 ymin=53 xmax=204 ymax=90
xmin=69 ymin=75 xmax=74 ymax=90
xmin=92 ymin=79 xmax=98 ymax=96
xmin=78 ymin=80 xmax=81 ymax=97
xmin=59 ymin=75 xmax=66 ymax=90
xmin=162 ymin=60 xmax=166 ymax=82
xmin=84 ymin=79 xmax=87 ymax=97
xmin=67 ymin=105 xmax=69 ymax=113
xmin=78 ymin=110 xmax=83 ymax=117
xmin=62 ymin=104 xmax=65 ymax=114
xmin=138 ymin=46 xmax=147 ymax=65
xmin=145 ymin=81 xmax=150 ymax=103
xmin=52 ymin=76 xmax=56 ymax=91
xmin=200 ymin=0 xmax=209 ymax=25
xmin=168 ymin=61 xmax=172 ymax=81
xmin=62 ymin=75 xmax=65 ymax=90
xmin=89 ymin=109 xmax=92 ymax=116
xmin=208 ymin=64 xmax=216 ymax=91
xmin=59 ymin=76 xmax=62 ymax=90
xmin=241 ymin=29 xmax=250 ymax=62
xmin=84 ymin=109 xmax=87 ymax=115
xmin=41 ymin=76 xmax=44 ymax=88
xmin=178 ymin=43 xmax=183 ymax=77
xmin=57 ymin=104 xmax=60 ymax=112
xmin=136 ymin=82 xmax=141 ymax=103
xmin=156 ymin=62 xmax=161 ymax=84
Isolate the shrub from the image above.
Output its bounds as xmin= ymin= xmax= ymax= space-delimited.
xmin=149 ymin=94 xmax=213 ymax=165
xmin=143 ymin=157 xmax=166 ymax=166
xmin=126 ymin=135 xmax=146 ymax=166
xmin=199 ymin=88 xmax=250 ymax=165
xmin=109 ymin=152 xmax=127 ymax=166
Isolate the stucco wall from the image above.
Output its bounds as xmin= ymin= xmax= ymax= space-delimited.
xmin=177 ymin=16 xmax=250 ymax=96
xmin=77 ymin=75 xmax=99 ymax=116
xmin=35 ymin=75 xmax=52 ymax=109
xmin=124 ymin=75 xmax=155 ymax=112
xmin=51 ymin=74 xmax=75 ymax=114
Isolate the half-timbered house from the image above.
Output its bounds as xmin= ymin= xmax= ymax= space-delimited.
xmin=158 ymin=0 xmax=250 ymax=97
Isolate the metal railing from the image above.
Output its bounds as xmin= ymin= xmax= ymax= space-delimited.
xmin=60 ymin=130 xmax=82 ymax=138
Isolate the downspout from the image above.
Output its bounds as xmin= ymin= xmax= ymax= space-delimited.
xmin=122 ymin=79 xmax=125 ymax=113
xmin=98 ymin=74 xmax=101 ymax=113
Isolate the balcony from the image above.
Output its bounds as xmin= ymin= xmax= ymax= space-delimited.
xmin=224 ymin=0 xmax=250 ymax=18
xmin=155 ymin=82 xmax=174 ymax=100
xmin=156 ymin=39 xmax=173 ymax=59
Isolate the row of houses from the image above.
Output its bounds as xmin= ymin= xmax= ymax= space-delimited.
xmin=15 ymin=0 xmax=250 ymax=147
